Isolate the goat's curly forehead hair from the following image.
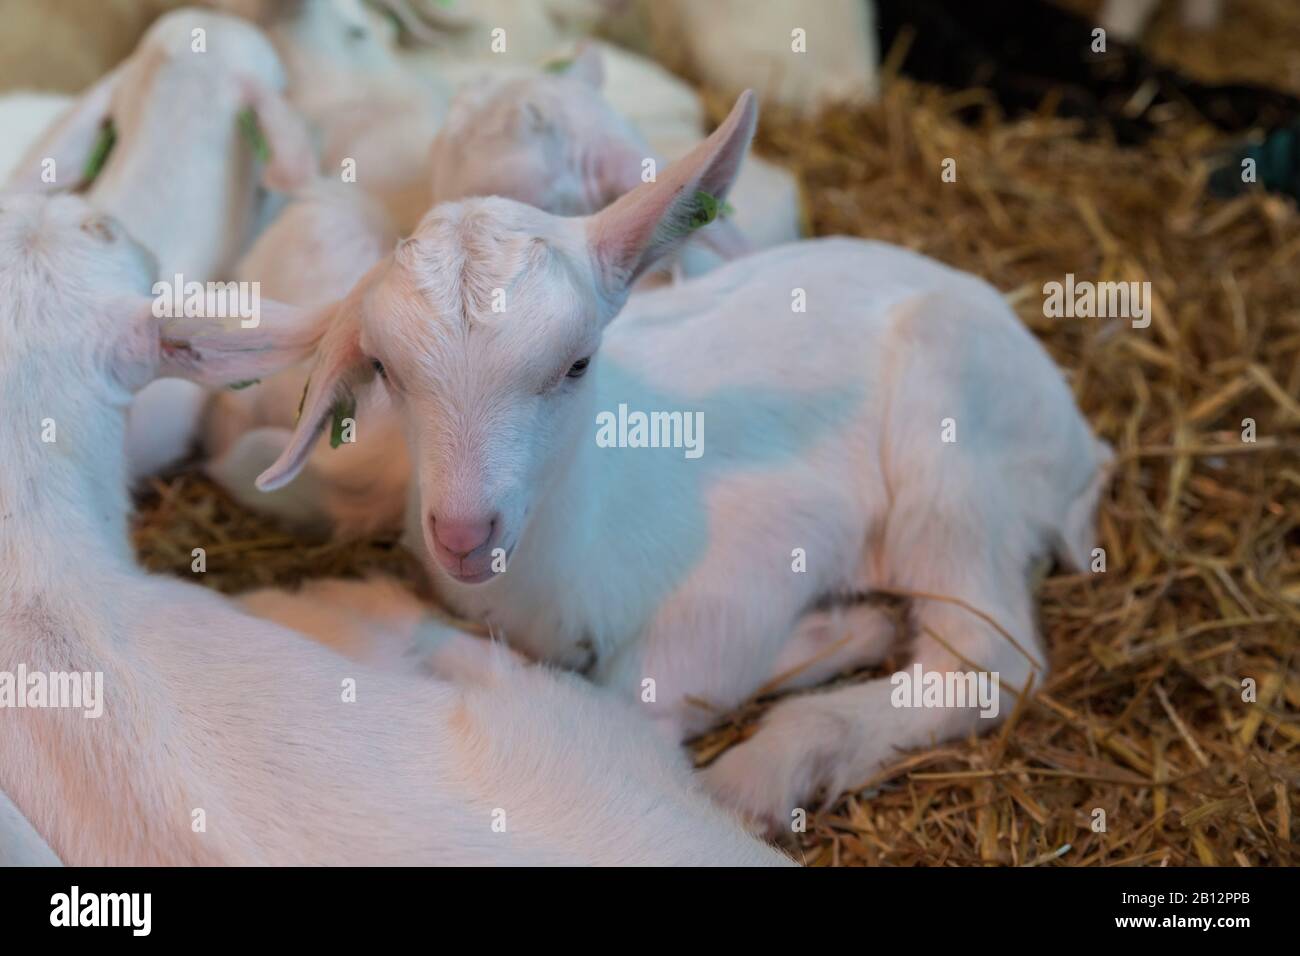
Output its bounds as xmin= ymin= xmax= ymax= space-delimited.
xmin=0 ymin=196 xmax=115 ymax=295
xmin=395 ymin=200 xmax=575 ymax=329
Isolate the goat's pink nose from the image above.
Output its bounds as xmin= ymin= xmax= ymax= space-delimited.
xmin=430 ymin=515 xmax=495 ymax=557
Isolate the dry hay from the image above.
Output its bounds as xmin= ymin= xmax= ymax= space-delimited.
xmin=132 ymin=3 xmax=1298 ymax=867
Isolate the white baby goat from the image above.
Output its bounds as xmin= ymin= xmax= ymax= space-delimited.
xmin=7 ymin=8 xmax=317 ymax=484
xmin=205 ymin=181 xmax=411 ymax=537
xmin=215 ymin=0 xmax=454 ymax=234
xmin=419 ymin=42 xmax=798 ymax=263
xmin=388 ymin=0 xmax=708 ymax=153
xmin=203 ymin=51 xmax=794 ymax=536
xmin=232 ymin=92 xmax=1111 ymax=831
xmin=428 ymin=49 xmax=757 ymax=274
xmin=0 ymin=192 xmax=788 ymax=865
xmin=634 ymin=0 xmax=879 ymax=116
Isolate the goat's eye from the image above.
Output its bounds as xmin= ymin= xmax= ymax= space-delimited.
xmin=566 ymin=357 xmax=591 ymax=379
xmin=371 ymin=359 xmax=387 ymax=378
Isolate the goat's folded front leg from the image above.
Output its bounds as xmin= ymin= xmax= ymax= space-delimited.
xmin=700 ymin=560 xmax=1042 ymax=836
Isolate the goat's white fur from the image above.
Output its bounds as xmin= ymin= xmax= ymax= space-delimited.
xmin=0 ymin=192 xmax=788 ymax=865
xmin=5 ymin=8 xmax=318 ymax=485
xmin=205 ymin=180 xmax=410 ymax=536
xmin=203 ymin=54 xmax=798 ymax=535
xmin=237 ymin=575 xmax=524 ymax=680
xmin=385 ymin=0 xmax=714 ymax=166
xmin=392 ymin=0 xmax=877 ymax=119
xmin=217 ymin=0 xmax=453 ymax=234
xmin=427 ymin=53 xmax=758 ymax=272
xmin=0 ymin=92 xmax=74 ymax=186
xmin=636 ymin=0 xmax=879 ymax=116
xmin=1099 ymin=0 xmax=1223 ymax=43
xmin=232 ymin=94 xmax=1111 ymax=830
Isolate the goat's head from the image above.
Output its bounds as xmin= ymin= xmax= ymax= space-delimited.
xmin=430 ymin=46 xmax=645 ymax=216
xmin=0 ymin=192 xmax=328 ymax=408
xmin=253 ymin=92 xmax=757 ymax=583
xmin=5 ymin=9 xmax=316 ymax=276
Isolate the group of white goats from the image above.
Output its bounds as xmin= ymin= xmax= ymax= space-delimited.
xmin=0 ymin=2 xmax=1111 ymax=866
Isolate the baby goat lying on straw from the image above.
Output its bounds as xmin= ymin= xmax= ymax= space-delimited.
xmin=0 ymin=192 xmax=787 ymax=865
xmin=186 ymin=93 xmax=1112 ymax=831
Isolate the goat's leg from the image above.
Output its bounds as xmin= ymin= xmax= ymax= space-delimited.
xmin=701 ymin=518 xmax=1042 ymax=833
xmin=764 ymin=601 xmax=899 ymax=693
xmin=594 ymin=585 xmax=814 ymax=744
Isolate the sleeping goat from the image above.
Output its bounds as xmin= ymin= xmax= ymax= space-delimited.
xmin=6 ymin=7 xmax=316 ymax=484
xmin=213 ymin=0 xmax=454 ymax=234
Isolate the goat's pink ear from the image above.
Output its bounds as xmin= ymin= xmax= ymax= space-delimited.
xmin=6 ymin=64 xmax=125 ymax=193
xmin=159 ymin=298 xmax=331 ymax=387
xmin=255 ymin=309 xmax=364 ymax=491
xmin=586 ymin=91 xmax=757 ymax=296
xmin=109 ymin=295 xmax=167 ymax=390
xmin=592 ymin=139 xmax=751 ymax=260
xmin=241 ymin=78 xmax=317 ymax=194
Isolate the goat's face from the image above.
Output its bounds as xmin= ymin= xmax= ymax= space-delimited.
xmin=255 ymin=92 xmax=759 ymax=586
xmin=363 ymin=200 xmax=601 ymax=584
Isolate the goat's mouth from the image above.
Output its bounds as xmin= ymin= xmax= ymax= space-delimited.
xmin=443 ymin=563 xmax=496 ymax=586
xmin=428 ymin=537 xmax=515 ymax=586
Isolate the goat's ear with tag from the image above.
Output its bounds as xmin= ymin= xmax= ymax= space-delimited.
xmin=586 ymin=91 xmax=757 ymax=299
xmin=147 ymin=297 xmax=332 ymax=388
xmin=5 ymin=64 xmax=126 ymax=193
xmin=254 ymin=260 xmax=391 ymax=491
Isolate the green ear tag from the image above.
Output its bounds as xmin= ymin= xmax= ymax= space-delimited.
xmin=239 ymin=108 xmax=272 ymax=163
xmin=687 ymin=190 xmax=735 ymax=231
xmin=83 ymin=121 xmax=117 ymax=185
xmin=227 ymin=379 xmax=260 ymax=391
xmin=329 ymin=394 xmax=356 ymax=449
xmin=543 ymin=57 xmax=574 ymax=74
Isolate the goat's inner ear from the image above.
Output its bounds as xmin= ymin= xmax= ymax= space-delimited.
xmin=256 ymin=318 xmax=365 ymax=491
xmin=587 ymin=91 xmax=757 ymax=294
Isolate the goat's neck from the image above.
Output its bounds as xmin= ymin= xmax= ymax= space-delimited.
xmin=0 ymin=381 xmax=135 ymax=592
xmin=91 ymin=132 xmax=257 ymax=282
